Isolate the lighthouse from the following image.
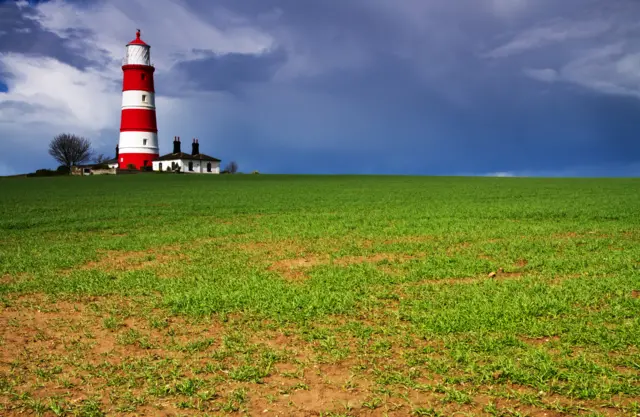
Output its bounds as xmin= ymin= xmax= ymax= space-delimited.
xmin=117 ymin=29 xmax=159 ymax=169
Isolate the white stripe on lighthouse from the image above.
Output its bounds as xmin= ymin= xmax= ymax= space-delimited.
xmin=118 ymin=131 xmax=159 ymax=154
xmin=122 ymin=90 xmax=156 ymax=109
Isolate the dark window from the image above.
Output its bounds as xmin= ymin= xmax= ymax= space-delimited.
xmin=143 ymin=160 xmax=148 ymax=166
xmin=141 ymin=73 xmax=145 ymax=80
xmin=159 ymin=163 xmax=162 ymax=171
xmin=207 ymin=163 xmax=212 ymax=172
xmin=188 ymin=161 xmax=193 ymax=171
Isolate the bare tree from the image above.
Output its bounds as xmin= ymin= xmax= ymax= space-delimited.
xmin=49 ymin=133 xmax=94 ymax=169
xmin=224 ymin=161 xmax=238 ymax=174
xmin=94 ymin=153 xmax=108 ymax=164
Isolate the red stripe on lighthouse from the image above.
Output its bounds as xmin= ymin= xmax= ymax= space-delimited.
xmin=119 ymin=153 xmax=159 ymax=170
xmin=122 ymin=65 xmax=155 ymax=92
xmin=120 ymin=108 xmax=158 ymax=132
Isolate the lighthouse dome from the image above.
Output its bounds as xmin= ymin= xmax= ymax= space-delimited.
xmin=127 ymin=29 xmax=149 ymax=46
xmin=124 ymin=30 xmax=151 ymax=66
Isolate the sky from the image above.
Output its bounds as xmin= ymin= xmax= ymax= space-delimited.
xmin=0 ymin=0 xmax=640 ymax=177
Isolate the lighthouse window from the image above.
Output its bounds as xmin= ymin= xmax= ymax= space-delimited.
xmin=141 ymin=73 xmax=145 ymax=80
xmin=143 ymin=139 xmax=147 ymax=145
xmin=142 ymin=94 xmax=147 ymax=102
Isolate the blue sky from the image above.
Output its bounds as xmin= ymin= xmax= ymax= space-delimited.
xmin=1 ymin=0 xmax=640 ymax=177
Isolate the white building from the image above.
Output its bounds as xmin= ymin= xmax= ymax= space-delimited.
xmin=151 ymin=137 xmax=221 ymax=174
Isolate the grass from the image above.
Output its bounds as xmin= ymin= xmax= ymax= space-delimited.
xmin=0 ymin=173 xmax=639 ymax=416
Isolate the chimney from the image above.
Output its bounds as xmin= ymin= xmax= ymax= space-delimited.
xmin=173 ymin=136 xmax=181 ymax=154
xmin=192 ymin=138 xmax=199 ymax=155
xmin=115 ymin=144 xmax=119 ymax=159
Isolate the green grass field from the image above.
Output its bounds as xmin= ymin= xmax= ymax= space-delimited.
xmin=1 ymin=174 xmax=639 ymax=416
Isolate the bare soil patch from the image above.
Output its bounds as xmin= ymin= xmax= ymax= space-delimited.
xmin=56 ymin=242 xmax=195 ymax=277
xmin=519 ymin=335 xmax=561 ymax=346
xmin=268 ymin=253 xmax=419 ymax=281
xmin=1 ymin=293 xmax=634 ymax=416
xmin=382 ymin=235 xmax=435 ymax=245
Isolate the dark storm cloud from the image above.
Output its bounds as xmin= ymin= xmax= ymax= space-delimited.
xmin=161 ymin=48 xmax=288 ymax=95
xmin=0 ymin=1 xmax=96 ymax=72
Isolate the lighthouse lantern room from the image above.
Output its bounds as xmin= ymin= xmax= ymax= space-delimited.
xmin=118 ymin=29 xmax=159 ymax=169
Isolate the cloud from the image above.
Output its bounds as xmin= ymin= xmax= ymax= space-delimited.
xmin=0 ymin=53 xmax=119 ymax=131
xmin=522 ymin=44 xmax=640 ymax=99
xmin=490 ymin=0 xmax=528 ymax=19
xmin=559 ymin=44 xmax=640 ymax=98
xmin=485 ymin=171 xmax=517 ymax=177
xmin=483 ymin=0 xmax=640 ymax=101
xmin=485 ymin=18 xmax=612 ymax=58
xmin=523 ymin=68 xmax=558 ymax=82
xmin=26 ymin=0 xmax=275 ymax=71
xmin=480 ymin=161 xmax=640 ymax=178
xmin=169 ymin=48 xmax=288 ymax=95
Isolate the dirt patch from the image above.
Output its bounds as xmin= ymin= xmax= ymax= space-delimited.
xmin=333 ymin=253 xmax=418 ymax=266
xmin=519 ymin=335 xmax=561 ymax=346
xmin=268 ymin=253 xmax=419 ymax=280
xmin=58 ymin=244 xmax=189 ymax=276
xmin=238 ymin=239 xmax=312 ymax=259
xmin=552 ymin=232 xmax=580 ymax=239
xmin=446 ymin=242 xmax=472 ymax=256
xmin=488 ymin=267 xmax=524 ymax=279
xmin=1 ymin=274 xmax=14 ymax=284
xmin=0 ymin=293 xmax=235 ymax=414
xmin=412 ymin=268 xmax=525 ymax=287
xmin=268 ymin=255 xmax=328 ymax=280
xmin=382 ymin=235 xmax=435 ymax=245
xmin=478 ymin=253 xmax=495 ymax=261
xmin=0 ymin=272 xmax=30 ymax=285
xmin=515 ymin=258 xmax=528 ymax=268
xmin=0 ymin=293 xmax=634 ymax=417
xmin=632 ymin=290 xmax=640 ymax=299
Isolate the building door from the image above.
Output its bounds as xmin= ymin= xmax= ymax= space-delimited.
xmin=207 ymin=163 xmax=212 ymax=172
xmin=188 ymin=161 xmax=193 ymax=171
xmin=159 ymin=163 xmax=162 ymax=171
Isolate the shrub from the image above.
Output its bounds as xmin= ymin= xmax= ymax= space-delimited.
xmin=27 ymin=169 xmax=58 ymax=177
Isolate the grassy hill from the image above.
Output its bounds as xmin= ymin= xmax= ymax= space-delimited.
xmin=1 ymin=174 xmax=639 ymax=416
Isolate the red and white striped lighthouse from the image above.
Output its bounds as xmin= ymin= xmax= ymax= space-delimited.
xmin=118 ymin=29 xmax=159 ymax=170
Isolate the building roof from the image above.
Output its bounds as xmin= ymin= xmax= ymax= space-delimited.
xmin=103 ymin=158 xmax=118 ymax=165
xmin=127 ymin=29 xmax=149 ymax=46
xmin=154 ymin=152 xmax=221 ymax=162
